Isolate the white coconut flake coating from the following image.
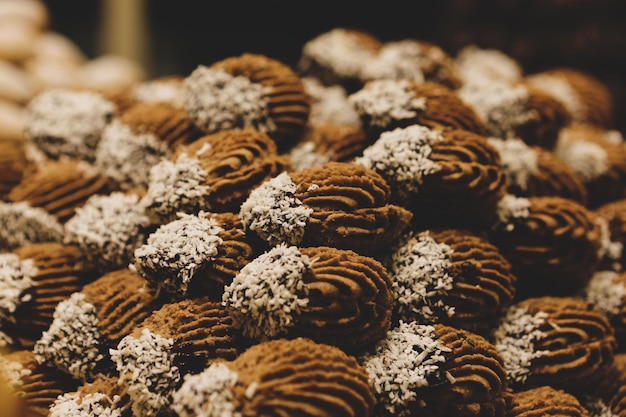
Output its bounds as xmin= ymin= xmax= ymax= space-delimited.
xmin=183 ymin=66 xmax=276 ymax=135
xmin=386 ymin=231 xmax=455 ymax=322
xmin=492 ymin=306 xmax=549 ymax=384
xmin=95 ymin=119 xmax=170 ymax=190
xmin=171 ymin=362 xmax=241 ymax=417
xmin=222 ymin=244 xmax=310 ymax=340
xmin=554 ymin=134 xmax=609 ymax=183
xmin=239 ymin=172 xmax=313 ymax=246
xmin=300 ymin=28 xmax=378 ymax=80
xmin=526 ymin=73 xmax=585 ymax=122
xmin=34 ymin=292 xmax=104 ymax=381
xmin=0 ymin=201 xmax=64 ymax=251
xmin=132 ymin=79 xmax=185 ymax=107
xmin=354 ymin=125 xmax=443 ymax=203
xmin=141 ymin=151 xmax=211 ymax=224
xmin=495 ymin=194 xmax=531 ymax=231
xmin=49 ymin=391 xmax=123 ymax=417
xmin=487 ymin=137 xmax=538 ymax=191
xmin=110 ymin=328 xmax=179 ymax=417
xmin=23 ymin=88 xmax=115 ymax=161
xmin=458 ymin=82 xmax=537 ymax=139
xmin=288 ymin=141 xmax=334 ymax=172
xmin=132 ymin=212 xmax=224 ymax=296
xmin=0 ymin=254 xmax=37 ymax=323
xmin=0 ymin=354 xmax=31 ymax=391
xmin=348 ymin=79 xmax=427 ymax=128
xmin=454 ymin=45 xmax=523 ymax=86
xmin=361 ymin=40 xmax=427 ymax=83
xmin=595 ymin=216 xmax=624 ymax=270
xmin=360 ymin=321 xmax=452 ymax=417
xmin=64 ymin=192 xmax=150 ymax=272
xmin=602 ymin=130 xmax=624 ymax=145
xmin=301 ymin=77 xmax=361 ymax=127
xmin=582 ymin=271 xmax=626 ymax=317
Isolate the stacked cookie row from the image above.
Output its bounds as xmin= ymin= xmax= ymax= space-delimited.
xmin=1 ymin=27 xmax=626 ymax=417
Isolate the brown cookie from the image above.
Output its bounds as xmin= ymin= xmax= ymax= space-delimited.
xmin=490 ymin=195 xmax=603 ymax=297
xmin=506 ymin=385 xmax=588 ymax=417
xmin=590 ymin=352 xmax=626 ymax=416
xmin=355 ymin=125 xmax=507 ymax=230
xmin=171 ymin=337 xmax=376 ymax=417
xmin=386 ymin=228 xmax=517 ymax=336
xmin=526 ymin=67 xmax=615 ymax=128
xmin=594 ymin=198 xmax=626 ymax=272
xmin=48 ymin=375 xmax=132 ymax=417
xmin=239 ymin=161 xmax=413 ymax=256
xmin=111 ymin=297 xmax=245 ymax=417
xmin=487 ymin=137 xmax=588 ymax=205
xmin=141 ymin=128 xmax=291 ymax=223
xmin=554 ymin=123 xmax=626 ymax=208
xmin=493 ymin=296 xmax=616 ymax=394
xmin=183 ymin=53 xmax=311 ymax=150
xmin=0 ymin=349 xmax=80 ymax=417
xmin=33 ymin=268 xmax=162 ymax=382
xmin=0 ymin=138 xmax=28 ymax=200
xmin=132 ymin=211 xmax=256 ymax=300
xmin=222 ymin=244 xmax=394 ymax=354
xmin=8 ymin=159 xmax=109 ymax=223
xmin=349 ymin=79 xmax=486 ymax=141
xmin=361 ymin=322 xmax=508 ymax=417
xmin=1 ymin=243 xmax=94 ymax=349
xmin=297 ymin=27 xmax=383 ymax=92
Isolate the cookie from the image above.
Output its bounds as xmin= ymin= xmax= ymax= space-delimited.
xmin=239 ymin=161 xmax=413 ymax=256
xmin=493 ymin=295 xmax=616 ymax=393
xmin=0 ymin=201 xmax=64 ymax=252
xmin=222 ymin=244 xmax=394 ymax=353
xmin=171 ymin=337 xmax=376 ymax=417
xmin=454 ymin=45 xmax=524 ymax=87
xmin=48 ymin=375 xmax=132 ymax=417
xmin=506 ymin=385 xmax=588 ymax=417
xmin=183 ymin=53 xmax=311 ymax=151
xmin=594 ymin=198 xmax=626 ymax=272
xmin=0 ymin=138 xmax=28 ymax=199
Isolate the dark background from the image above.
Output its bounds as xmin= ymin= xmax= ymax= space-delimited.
xmin=42 ymin=0 xmax=626 ymax=133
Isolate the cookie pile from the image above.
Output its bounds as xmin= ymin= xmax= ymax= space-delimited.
xmin=1 ymin=23 xmax=626 ymax=417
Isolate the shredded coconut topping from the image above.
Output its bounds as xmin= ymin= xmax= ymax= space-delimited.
xmin=455 ymin=45 xmax=523 ymax=86
xmin=183 ymin=66 xmax=275 ymax=134
xmin=348 ymin=79 xmax=427 ymax=128
xmin=492 ymin=306 xmax=549 ymax=384
xmin=222 ymin=244 xmax=310 ymax=340
xmin=487 ymin=137 xmax=538 ymax=190
xmin=288 ymin=141 xmax=334 ymax=172
xmin=386 ymin=231 xmax=455 ymax=322
xmin=49 ymin=391 xmax=123 ymax=417
xmin=361 ymin=40 xmax=426 ymax=83
xmin=141 ymin=152 xmax=210 ymax=224
xmin=24 ymin=88 xmax=115 ymax=161
xmin=354 ymin=125 xmax=443 ymax=203
xmin=34 ymin=292 xmax=104 ymax=381
xmin=360 ymin=321 xmax=452 ymax=417
xmin=239 ymin=172 xmax=313 ymax=246
xmin=495 ymin=194 xmax=531 ymax=231
xmin=0 ymin=201 xmax=64 ymax=251
xmin=302 ymin=77 xmax=361 ymax=127
xmin=0 ymin=355 xmax=31 ymax=391
xmin=459 ymin=82 xmax=537 ymax=139
xmin=299 ymin=28 xmax=378 ymax=80
xmin=595 ymin=217 xmax=624 ymax=270
xmin=582 ymin=271 xmax=626 ymax=317
xmin=0 ymin=254 xmax=37 ymax=323
xmin=95 ymin=119 xmax=169 ymax=190
xmin=171 ymin=362 xmax=242 ymax=417
xmin=132 ymin=79 xmax=184 ymax=107
xmin=111 ymin=329 xmax=179 ymax=417
xmin=133 ymin=212 xmax=224 ymax=296
xmin=64 ymin=192 xmax=150 ymax=272
xmin=527 ymin=73 xmax=585 ymax=121
xmin=602 ymin=130 xmax=624 ymax=145
xmin=554 ymin=135 xmax=609 ymax=182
